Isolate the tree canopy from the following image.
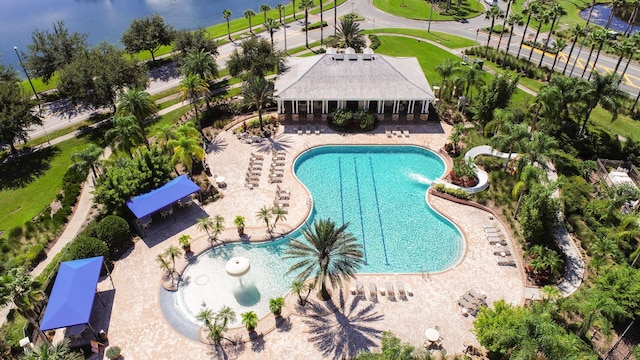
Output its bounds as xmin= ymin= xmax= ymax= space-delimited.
xmin=227 ymin=36 xmax=286 ymax=78
xmin=173 ymin=28 xmax=219 ymax=60
xmin=121 ymin=14 xmax=176 ymax=61
xmin=0 ymin=66 xmax=42 ymax=154
xmin=25 ymin=21 xmax=88 ymax=84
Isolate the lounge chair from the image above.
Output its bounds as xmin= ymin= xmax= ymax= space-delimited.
xmin=314 ymin=127 xmax=320 ymax=135
xmin=385 ymin=282 xmax=395 ymax=300
xmin=386 ymin=128 xmax=392 ymax=138
xmin=297 ymin=127 xmax=303 ymax=135
xmin=489 ymin=239 xmax=507 ymax=246
xmin=462 ymin=293 xmax=484 ymax=306
xmin=467 ymin=289 xmax=487 ymax=302
xmin=268 ymin=177 xmax=282 ymax=183
xmin=403 ymin=129 xmax=410 ymax=137
xmin=246 ymin=170 xmax=261 ymax=177
xmin=276 ymin=192 xmax=290 ymax=200
xmin=273 ymin=150 xmax=286 ymax=156
xmin=270 ymin=169 xmax=285 ymax=175
xmin=396 ymin=281 xmax=406 ymax=298
xmin=305 ymin=127 xmax=311 ymax=135
xmin=276 ymin=185 xmax=290 ymax=194
xmin=494 ymin=250 xmax=512 ymax=257
xmin=251 ymin=152 xmax=264 ymax=160
xmin=273 ymin=199 xmax=290 ymax=207
xmin=482 ymin=224 xmax=497 ymax=229
xmin=355 ymin=281 xmax=365 ymax=297
xmin=496 ymin=259 xmax=517 ymax=267
xmin=485 ymin=228 xmax=502 ymax=235
xmin=369 ymin=283 xmax=378 ymax=300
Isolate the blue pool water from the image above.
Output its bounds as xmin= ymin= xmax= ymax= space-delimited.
xmin=168 ymin=145 xmax=463 ymax=332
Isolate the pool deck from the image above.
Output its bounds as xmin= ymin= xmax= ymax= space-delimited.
xmin=90 ymin=122 xmax=525 ymax=359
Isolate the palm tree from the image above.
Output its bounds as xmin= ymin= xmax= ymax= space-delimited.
xmin=284 ymin=218 xmax=364 ymax=300
xmin=333 ymin=17 xmax=366 ymax=52
xmin=461 ymin=64 xmax=485 ymax=102
xmin=156 ymin=253 xmax=171 ymax=276
xmin=538 ymin=4 xmax=566 ymax=69
xmin=492 ymin=122 xmax=529 ymax=171
xmin=117 ymin=87 xmax=158 ymax=137
xmin=299 ymin=0 xmax=315 ymax=48
xmin=241 ymin=311 xmax=258 ymax=331
xmin=448 ymin=123 xmax=465 ymax=153
xmin=334 ymin=0 xmax=338 ymax=36
xmin=516 ymin=1 xmax=539 ymax=59
xmin=517 ymin=131 xmax=557 ymax=171
xmin=197 ymin=216 xmax=214 ymax=239
xmin=613 ymin=36 xmax=636 ymax=73
xmin=582 ymin=28 xmax=608 ymax=79
xmin=244 ymin=9 xmax=257 ymax=33
xmin=265 ymin=18 xmax=280 ymax=47
xmin=23 ymin=339 xmax=83 ymax=360
xmin=155 ymin=124 xmax=174 ymax=150
xmin=105 ymin=115 xmax=147 ymax=156
xmin=276 ymin=3 xmax=285 ymax=24
xmin=178 ymin=74 xmax=209 ymax=130
xmin=588 ymin=29 xmax=611 ymax=80
xmin=223 ymin=9 xmax=233 ymax=40
xmin=269 ymin=297 xmax=285 ymax=316
xmin=175 ymin=121 xmax=200 ymax=140
xmin=182 ymin=49 xmax=219 ymax=82
xmin=242 ymin=75 xmax=275 ymax=133
xmin=624 ymin=0 xmax=640 ymax=36
xmin=435 ymin=58 xmax=457 ymax=101
xmin=512 ymin=164 xmax=543 ymax=217
xmin=256 ymin=205 xmax=273 ymax=235
xmin=319 ymin=0 xmax=324 ymax=45
xmin=212 ymin=215 xmax=225 ymax=243
xmin=260 ymin=4 xmax=272 ymax=24
xmin=562 ymin=24 xmax=586 ymax=75
xmin=576 ymin=287 xmax=628 ymax=338
xmin=271 ymin=205 xmax=288 ymax=230
xmin=547 ymin=38 xmax=567 ymax=79
xmin=484 ymin=6 xmax=505 ymax=56
xmin=495 ymin=0 xmax=515 ymax=52
xmin=619 ymin=33 xmax=640 ymax=81
xmin=501 ymin=13 xmax=524 ymax=64
xmin=290 ymin=279 xmax=312 ymax=305
xmin=70 ymin=143 xmax=103 ymax=179
xmin=167 ymin=136 xmax=205 ymax=174
xmin=579 ymin=71 xmax=627 ymax=135
xmin=163 ymin=245 xmax=182 ymax=279
xmin=606 ymin=0 xmax=626 ymax=29
xmin=0 ymin=268 xmax=50 ymax=345
xmin=216 ymin=306 xmax=237 ymax=329
xmin=291 ymin=0 xmax=297 ymax=19
xmin=525 ymin=9 xmax=551 ymax=73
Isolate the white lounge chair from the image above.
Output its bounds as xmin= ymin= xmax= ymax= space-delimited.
xmin=385 ymin=282 xmax=395 ymax=300
xmin=403 ymin=129 xmax=410 ymax=137
xmin=396 ymin=281 xmax=406 ymax=298
xmin=369 ymin=283 xmax=378 ymax=300
xmin=386 ymin=129 xmax=392 ymax=138
xmin=355 ymin=281 xmax=365 ymax=297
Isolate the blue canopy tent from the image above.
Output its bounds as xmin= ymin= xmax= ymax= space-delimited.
xmin=40 ymin=256 xmax=104 ymax=333
xmin=126 ymin=175 xmax=200 ymax=220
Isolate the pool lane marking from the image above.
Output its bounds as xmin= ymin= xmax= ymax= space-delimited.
xmin=353 ymin=158 xmax=368 ymax=265
xmin=338 ymin=157 xmax=346 ymax=226
xmin=368 ymin=157 xmax=389 ymax=266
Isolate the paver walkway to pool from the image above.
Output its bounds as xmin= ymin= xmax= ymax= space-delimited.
xmin=91 ymin=123 xmax=525 ymax=359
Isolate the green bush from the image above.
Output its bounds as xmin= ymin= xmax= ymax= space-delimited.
xmin=79 ymin=219 xmax=100 ymax=238
xmin=357 ymin=110 xmax=376 ymax=130
xmin=368 ymin=34 xmax=381 ymax=50
xmin=3 ymin=315 xmax=26 ymax=350
xmin=52 ymin=205 xmax=72 ymax=225
xmin=301 ymin=21 xmax=328 ymax=31
xmin=433 ymin=183 xmax=472 ymax=200
xmin=96 ymin=215 xmax=132 ymax=257
xmin=63 ymin=236 xmax=109 ymax=262
xmin=331 ymin=109 xmax=353 ymax=127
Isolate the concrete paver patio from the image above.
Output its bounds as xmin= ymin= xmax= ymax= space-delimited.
xmin=92 ymin=122 xmax=525 ymax=359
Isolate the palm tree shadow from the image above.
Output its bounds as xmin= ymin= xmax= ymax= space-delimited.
xmin=255 ymin=133 xmax=295 ymax=154
xmin=302 ymin=290 xmax=384 ymax=359
xmin=207 ymin=136 xmax=228 ymax=154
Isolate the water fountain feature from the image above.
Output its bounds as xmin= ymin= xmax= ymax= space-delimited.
xmin=580 ymin=4 xmax=639 ymax=35
xmin=225 ymin=256 xmax=261 ymax=306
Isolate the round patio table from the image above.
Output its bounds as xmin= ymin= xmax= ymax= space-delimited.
xmin=215 ymin=176 xmax=225 ymax=185
xmin=425 ymin=328 xmax=440 ymax=342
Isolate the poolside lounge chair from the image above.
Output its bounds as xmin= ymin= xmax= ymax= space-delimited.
xmin=314 ymin=127 xmax=321 ymax=135
xmin=355 ymin=281 xmax=365 ymax=297
xmin=396 ymin=281 xmax=406 ymax=299
xmin=270 ymin=168 xmax=285 ymax=174
xmin=403 ymin=129 xmax=410 ymax=137
xmin=276 ymin=185 xmax=290 ymax=195
xmin=369 ymin=283 xmax=378 ymax=301
xmin=462 ymin=293 xmax=484 ymax=306
xmin=305 ymin=127 xmax=312 ymax=135
xmin=386 ymin=128 xmax=392 ymax=138
xmin=272 ymin=153 xmax=286 ymax=161
xmin=482 ymin=224 xmax=499 ymax=229
xmin=496 ymin=259 xmax=517 ymax=267
xmin=385 ymin=282 xmax=395 ymax=300
xmin=268 ymin=177 xmax=282 ymax=183
xmin=251 ymin=152 xmax=264 ymax=160
xmin=246 ymin=169 xmax=261 ymax=177
xmin=485 ymin=228 xmax=502 ymax=235
xmin=494 ymin=250 xmax=512 ymax=257
xmin=297 ymin=127 xmax=303 ymax=135
xmin=467 ymin=289 xmax=487 ymax=300
xmin=276 ymin=192 xmax=290 ymax=200
xmin=489 ymin=239 xmax=507 ymax=246
xmin=273 ymin=199 xmax=290 ymax=207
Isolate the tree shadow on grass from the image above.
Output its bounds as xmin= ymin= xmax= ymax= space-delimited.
xmin=0 ymin=146 xmax=58 ymax=190
xmin=302 ymin=290 xmax=384 ymax=359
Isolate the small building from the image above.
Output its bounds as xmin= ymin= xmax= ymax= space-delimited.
xmin=274 ymin=48 xmax=436 ymax=122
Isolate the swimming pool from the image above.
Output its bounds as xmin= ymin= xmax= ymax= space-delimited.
xmin=166 ymin=145 xmax=463 ymax=333
xmin=294 ymin=145 xmax=463 ymax=273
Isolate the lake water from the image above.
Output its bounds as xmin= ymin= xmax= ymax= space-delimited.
xmin=1 ymin=0 xmax=283 ymax=69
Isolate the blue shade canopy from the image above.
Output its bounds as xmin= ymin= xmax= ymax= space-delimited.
xmin=126 ymin=175 xmax=200 ymax=219
xmin=40 ymin=256 xmax=104 ymax=331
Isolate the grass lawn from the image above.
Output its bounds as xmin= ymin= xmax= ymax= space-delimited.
xmin=146 ymin=106 xmax=191 ymax=138
xmin=373 ymin=0 xmax=483 ymax=21
xmin=0 ymin=137 xmax=90 ymax=233
xmin=365 ymin=28 xmax=478 ymax=48
xmin=510 ymin=0 xmax=594 ymax=34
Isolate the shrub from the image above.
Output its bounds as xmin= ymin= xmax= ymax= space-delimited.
xmin=105 ymin=346 xmax=121 ymax=360
xmin=368 ymin=34 xmax=381 ymax=50
xmin=301 ymin=21 xmax=327 ymax=31
xmin=96 ymin=215 xmax=132 ymax=257
xmin=433 ymin=183 xmax=472 ymax=200
xmin=3 ymin=315 xmax=27 ymax=349
xmin=357 ymin=110 xmax=376 ymax=130
xmin=330 ymin=109 xmax=353 ymax=127
xmin=63 ymin=236 xmax=109 ymax=262
xmin=52 ymin=205 xmax=72 ymax=225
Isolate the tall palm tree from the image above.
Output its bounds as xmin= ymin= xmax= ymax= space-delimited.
xmin=435 ymin=58 xmax=456 ymax=101
xmin=276 ymin=3 xmax=285 ymax=24
xmin=495 ymin=0 xmax=515 ymax=52
xmin=23 ymin=339 xmax=83 ymax=360
xmin=167 ymin=136 xmax=205 ymax=174
xmin=605 ymin=0 xmax=626 ymax=29
xmin=299 ymin=0 xmax=315 ymax=48
xmin=257 ymin=205 xmax=273 ymax=235
xmin=562 ymin=24 xmax=586 ymax=75
xmin=223 ymin=9 xmax=233 ymax=41
xmin=175 ymin=121 xmax=200 ymax=140
xmin=525 ymin=9 xmax=551 ymax=73
xmin=272 ymin=206 xmax=288 ymax=229
xmin=70 ymin=143 xmax=103 ymax=178
xmin=212 ymin=215 xmax=225 ymax=242
xmin=265 ymin=18 xmax=281 ymax=47
xmin=333 ymin=17 xmax=366 ymax=52
xmin=501 ymin=13 xmax=524 ymax=63
xmin=484 ymin=6 xmax=505 ymax=56
xmin=613 ymin=36 xmax=636 ymax=73
xmin=586 ymin=28 xmax=610 ymax=80
xmin=579 ymin=71 xmax=626 ymax=135
xmin=178 ymin=74 xmax=209 ymax=130
xmin=319 ymin=0 xmax=324 ymax=45
xmin=619 ymin=33 xmax=640 ymax=81
xmin=517 ymin=131 xmax=558 ymax=171
xmin=155 ymin=124 xmax=174 ymax=150
xmin=242 ymin=75 xmax=275 ymax=133
xmin=624 ymin=0 xmax=640 ymax=36
xmin=291 ymin=0 xmax=297 ymax=19
xmin=580 ymin=28 xmax=607 ymax=78
xmin=182 ymin=49 xmax=219 ymax=82
xmin=117 ymin=87 xmax=158 ymax=136
xmin=512 ymin=164 xmax=543 ymax=217
xmin=216 ymin=306 xmax=237 ymax=329
xmin=538 ymin=4 xmax=566 ymax=69
xmin=284 ymin=218 xmax=364 ymax=300
xmin=163 ymin=245 xmax=182 ymax=280
xmin=461 ymin=64 xmax=485 ymax=102
xmin=547 ymin=38 xmax=567 ymax=80
xmin=197 ymin=216 xmax=215 ymax=239
xmin=517 ymin=1 xmax=539 ymax=59
xmin=334 ymin=0 xmax=338 ymax=36
xmin=492 ymin=121 xmax=530 ymax=171
xmin=105 ymin=115 xmax=147 ymax=156
xmin=244 ymin=9 xmax=257 ymax=33
xmin=260 ymin=4 xmax=271 ymax=24
xmin=0 ymin=268 xmax=50 ymax=345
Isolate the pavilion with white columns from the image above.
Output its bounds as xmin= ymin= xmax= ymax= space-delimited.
xmin=274 ymin=48 xmax=436 ymax=122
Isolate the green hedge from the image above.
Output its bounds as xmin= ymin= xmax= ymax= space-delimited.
xmin=301 ymin=21 xmax=328 ymax=31
xmin=369 ymin=34 xmax=381 ymax=50
xmin=433 ymin=183 xmax=472 ymax=200
xmin=96 ymin=215 xmax=131 ymax=258
xmin=62 ymin=236 xmax=109 ymax=262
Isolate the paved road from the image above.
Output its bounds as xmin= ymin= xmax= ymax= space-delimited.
xmin=28 ymin=0 xmax=640 ymax=140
